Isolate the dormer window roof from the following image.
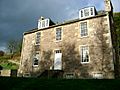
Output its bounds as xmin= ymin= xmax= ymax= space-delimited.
xmin=79 ymin=6 xmax=97 ymax=19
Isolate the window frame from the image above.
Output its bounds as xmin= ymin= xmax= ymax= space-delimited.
xmin=80 ymin=45 xmax=90 ymax=64
xmin=35 ymin=32 xmax=41 ymax=45
xmin=38 ymin=19 xmax=49 ymax=29
xmin=80 ymin=22 xmax=88 ymax=37
xmin=42 ymin=20 xmax=45 ymax=28
xmin=84 ymin=8 xmax=89 ymax=17
xmin=33 ymin=58 xmax=39 ymax=66
xmin=55 ymin=50 xmax=62 ymax=54
xmin=55 ymin=27 xmax=62 ymax=41
xmin=33 ymin=51 xmax=40 ymax=67
xmin=79 ymin=7 xmax=95 ymax=19
xmin=90 ymin=8 xmax=93 ymax=15
xmin=54 ymin=49 xmax=62 ymax=70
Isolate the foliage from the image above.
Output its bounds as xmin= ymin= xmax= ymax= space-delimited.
xmin=7 ymin=39 xmax=22 ymax=54
xmin=113 ymin=12 xmax=120 ymax=77
xmin=0 ymin=51 xmax=4 ymax=56
xmin=0 ymin=62 xmax=18 ymax=69
xmin=0 ymin=55 xmax=19 ymax=69
xmin=0 ymin=55 xmax=11 ymax=63
xmin=114 ymin=12 xmax=120 ymax=53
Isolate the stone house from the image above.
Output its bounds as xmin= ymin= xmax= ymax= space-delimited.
xmin=18 ymin=0 xmax=119 ymax=79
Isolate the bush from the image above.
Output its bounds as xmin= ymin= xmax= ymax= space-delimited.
xmin=0 ymin=51 xmax=4 ymax=56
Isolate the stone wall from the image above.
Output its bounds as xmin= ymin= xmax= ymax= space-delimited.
xmin=0 ymin=69 xmax=17 ymax=77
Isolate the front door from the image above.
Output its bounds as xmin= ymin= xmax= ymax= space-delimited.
xmin=54 ymin=50 xmax=62 ymax=70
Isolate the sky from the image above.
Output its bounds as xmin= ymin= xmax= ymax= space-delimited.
xmin=0 ymin=0 xmax=120 ymax=51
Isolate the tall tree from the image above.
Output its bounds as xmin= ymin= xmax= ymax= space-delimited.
xmin=7 ymin=39 xmax=22 ymax=54
xmin=114 ymin=12 xmax=120 ymax=54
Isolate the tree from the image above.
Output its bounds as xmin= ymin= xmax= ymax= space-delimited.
xmin=113 ymin=12 xmax=120 ymax=78
xmin=0 ymin=51 xmax=4 ymax=56
xmin=114 ymin=12 xmax=120 ymax=54
xmin=7 ymin=39 xmax=22 ymax=54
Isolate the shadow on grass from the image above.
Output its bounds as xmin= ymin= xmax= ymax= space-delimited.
xmin=0 ymin=77 xmax=120 ymax=90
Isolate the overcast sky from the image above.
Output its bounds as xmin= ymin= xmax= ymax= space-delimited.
xmin=0 ymin=0 xmax=120 ymax=51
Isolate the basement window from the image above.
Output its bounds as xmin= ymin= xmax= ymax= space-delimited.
xmin=23 ymin=73 xmax=31 ymax=77
xmin=93 ymin=73 xmax=103 ymax=79
xmin=65 ymin=73 xmax=75 ymax=79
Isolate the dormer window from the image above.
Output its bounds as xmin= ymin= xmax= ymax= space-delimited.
xmin=38 ymin=18 xmax=50 ymax=29
xmin=38 ymin=16 xmax=55 ymax=29
xmin=79 ymin=7 xmax=96 ymax=19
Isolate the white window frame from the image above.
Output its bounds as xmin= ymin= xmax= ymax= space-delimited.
xmin=38 ymin=19 xmax=49 ymax=29
xmin=80 ymin=45 xmax=90 ymax=64
xmin=84 ymin=8 xmax=89 ymax=17
xmin=55 ymin=50 xmax=62 ymax=53
xmin=92 ymin=72 xmax=103 ymax=79
xmin=33 ymin=51 xmax=40 ymax=67
xmin=55 ymin=27 xmax=62 ymax=41
xmin=42 ymin=20 xmax=45 ymax=28
xmin=35 ymin=32 xmax=41 ymax=45
xmin=54 ymin=49 xmax=62 ymax=70
xmin=80 ymin=22 xmax=88 ymax=37
xmin=33 ymin=58 xmax=39 ymax=67
xmin=79 ymin=7 xmax=95 ymax=19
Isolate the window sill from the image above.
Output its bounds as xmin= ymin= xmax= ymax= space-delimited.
xmin=81 ymin=62 xmax=90 ymax=64
xmin=78 ymin=35 xmax=89 ymax=39
xmin=54 ymin=40 xmax=62 ymax=43
xmin=33 ymin=65 xmax=39 ymax=68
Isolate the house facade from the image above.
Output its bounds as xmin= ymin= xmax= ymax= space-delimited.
xmin=18 ymin=0 xmax=118 ymax=79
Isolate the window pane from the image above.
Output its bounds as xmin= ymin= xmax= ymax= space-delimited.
xmin=81 ymin=10 xmax=83 ymax=17
xmin=46 ymin=19 xmax=49 ymax=27
xmin=36 ymin=32 xmax=41 ymax=45
xmin=55 ymin=50 xmax=61 ymax=53
xmin=84 ymin=9 xmax=89 ymax=17
xmin=80 ymin=22 xmax=88 ymax=37
xmin=33 ymin=58 xmax=38 ymax=65
xmin=42 ymin=20 xmax=45 ymax=27
xmin=81 ymin=46 xmax=89 ymax=63
xmin=91 ymin=8 xmax=93 ymax=15
xmin=56 ymin=28 xmax=62 ymax=40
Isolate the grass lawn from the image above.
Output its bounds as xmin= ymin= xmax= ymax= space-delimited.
xmin=0 ymin=77 xmax=120 ymax=90
xmin=0 ymin=56 xmax=19 ymax=70
xmin=0 ymin=63 xmax=18 ymax=69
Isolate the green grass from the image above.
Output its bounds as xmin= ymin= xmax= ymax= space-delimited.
xmin=0 ymin=77 xmax=120 ymax=90
xmin=0 ymin=63 xmax=18 ymax=69
xmin=0 ymin=56 xmax=19 ymax=69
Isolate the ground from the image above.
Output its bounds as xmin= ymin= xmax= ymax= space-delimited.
xmin=0 ymin=77 xmax=120 ymax=90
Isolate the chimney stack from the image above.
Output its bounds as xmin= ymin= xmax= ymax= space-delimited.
xmin=104 ymin=0 xmax=113 ymax=12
